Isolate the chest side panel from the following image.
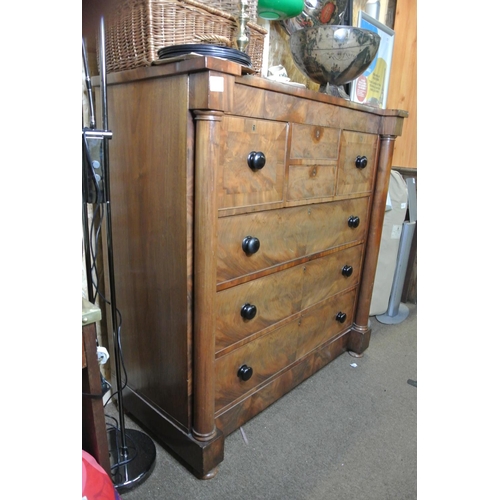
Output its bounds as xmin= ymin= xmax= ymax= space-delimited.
xmin=106 ymin=74 xmax=193 ymax=430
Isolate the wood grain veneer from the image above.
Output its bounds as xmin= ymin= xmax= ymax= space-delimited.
xmin=94 ymin=57 xmax=406 ymax=478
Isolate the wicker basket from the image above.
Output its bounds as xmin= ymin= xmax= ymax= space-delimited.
xmin=195 ymin=0 xmax=258 ymax=22
xmin=105 ymin=0 xmax=267 ymax=73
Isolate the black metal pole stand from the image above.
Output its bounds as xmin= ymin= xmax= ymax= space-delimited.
xmin=82 ymin=18 xmax=156 ymax=493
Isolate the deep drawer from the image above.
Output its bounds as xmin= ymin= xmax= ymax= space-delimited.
xmin=217 ymin=115 xmax=287 ymax=209
xmin=215 ymin=244 xmax=363 ymax=352
xmin=217 ymin=197 xmax=370 ymax=283
xmin=214 ymin=288 xmax=357 ymax=413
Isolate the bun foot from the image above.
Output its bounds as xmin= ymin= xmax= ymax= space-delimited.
xmin=348 ymin=350 xmax=364 ymax=358
xmin=200 ymin=466 xmax=219 ymax=480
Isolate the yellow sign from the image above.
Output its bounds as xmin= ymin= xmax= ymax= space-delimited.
xmin=365 ymin=58 xmax=387 ymax=107
xmin=350 ymin=12 xmax=394 ymax=109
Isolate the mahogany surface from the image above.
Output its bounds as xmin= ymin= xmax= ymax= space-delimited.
xmin=95 ymin=56 xmax=406 ymax=478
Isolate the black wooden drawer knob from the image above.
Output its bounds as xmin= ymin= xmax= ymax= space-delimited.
xmin=355 ymin=155 xmax=368 ymax=169
xmin=237 ymin=364 xmax=253 ymax=381
xmin=342 ymin=265 xmax=353 ymax=277
xmin=348 ymin=216 xmax=360 ymax=228
xmin=242 ymin=236 xmax=260 ymax=255
xmin=247 ymin=151 xmax=266 ymax=170
xmin=336 ymin=312 xmax=347 ymax=323
xmin=241 ymin=303 xmax=257 ymax=320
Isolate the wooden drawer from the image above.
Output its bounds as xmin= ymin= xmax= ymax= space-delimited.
xmin=336 ymin=131 xmax=378 ymax=196
xmin=287 ymin=164 xmax=337 ymax=201
xmin=214 ymin=288 xmax=357 ymax=413
xmin=215 ymin=244 xmax=363 ymax=352
xmin=217 ymin=197 xmax=370 ymax=283
xmin=217 ymin=116 xmax=287 ymax=209
xmin=287 ymin=123 xmax=340 ymax=202
xmin=289 ymin=123 xmax=340 ymax=160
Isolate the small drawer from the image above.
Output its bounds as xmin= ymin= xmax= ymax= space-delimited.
xmin=287 ymin=164 xmax=336 ymax=201
xmin=217 ymin=116 xmax=287 ymax=209
xmin=336 ymin=131 xmax=378 ymax=196
xmin=289 ymin=123 xmax=340 ymax=160
xmin=217 ymin=197 xmax=370 ymax=283
xmin=215 ymin=245 xmax=363 ymax=351
xmin=214 ymin=288 xmax=357 ymax=413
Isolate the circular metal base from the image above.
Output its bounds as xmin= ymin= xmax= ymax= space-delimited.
xmin=108 ymin=428 xmax=156 ymax=492
xmin=376 ymin=303 xmax=410 ymax=325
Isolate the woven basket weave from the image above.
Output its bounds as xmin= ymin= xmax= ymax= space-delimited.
xmin=195 ymin=0 xmax=258 ymax=22
xmin=105 ymin=0 xmax=267 ymax=73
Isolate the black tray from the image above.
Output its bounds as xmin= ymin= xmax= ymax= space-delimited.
xmin=157 ymin=44 xmax=252 ymax=67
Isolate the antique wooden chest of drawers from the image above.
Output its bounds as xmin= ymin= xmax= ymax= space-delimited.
xmin=98 ymin=56 xmax=406 ymax=478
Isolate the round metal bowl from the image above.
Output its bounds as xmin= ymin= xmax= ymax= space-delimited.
xmin=290 ymin=25 xmax=381 ymax=87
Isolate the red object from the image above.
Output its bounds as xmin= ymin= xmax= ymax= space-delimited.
xmin=319 ymin=2 xmax=336 ymax=24
xmin=82 ymin=451 xmax=121 ymax=500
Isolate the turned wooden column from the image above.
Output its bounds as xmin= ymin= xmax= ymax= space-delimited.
xmin=350 ymin=134 xmax=397 ymax=353
xmin=192 ymin=110 xmax=222 ymax=442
